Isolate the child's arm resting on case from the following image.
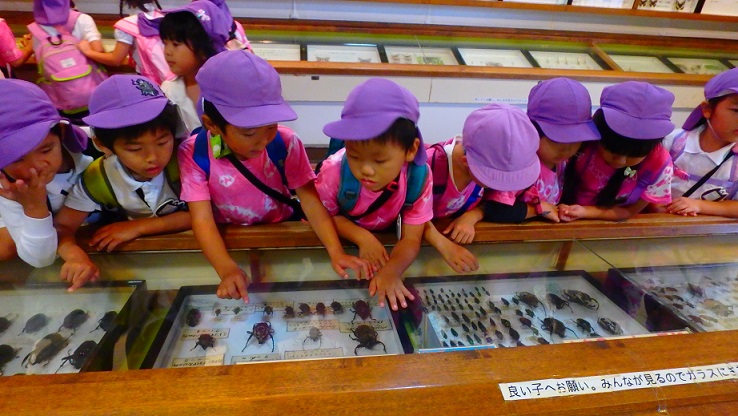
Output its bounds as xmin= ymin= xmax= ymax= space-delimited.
xmin=558 ymin=199 xmax=649 ymax=222
xmin=666 ymin=197 xmax=738 ymax=218
xmin=54 ymin=207 xmax=100 ymax=291
xmin=368 ymin=222 xmax=422 ymax=311
xmin=188 ymin=200 xmax=250 ymax=303
xmin=295 ymin=182 xmax=371 ymax=280
xmin=89 ymin=211 xmax=191 ymax=252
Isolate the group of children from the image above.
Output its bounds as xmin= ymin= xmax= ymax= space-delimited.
xmin=2 ymin=0 xmax=738 ymax=310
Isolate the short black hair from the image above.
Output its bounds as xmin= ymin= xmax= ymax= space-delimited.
xmin=593 ymin=109 xmax=662 ymax=158
xmin=159 ymin=11 xmax=218 ymax=61
xmin=369 ymin=118 xmax=418 ymax=152
xmin=93 ymin=103 xmax=180 ymax=150
xmin=202 ymin=99 xmax=229 ymax=131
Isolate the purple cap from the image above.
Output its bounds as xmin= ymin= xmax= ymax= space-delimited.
xmin=33 ymin=0 xmax=69 ymax=26
xmin=599 ymin=81 xmax=675 ymax=139
xmin=138 ymin=0 xmax=230 ymax=52
xmin=323 ymin=78 xmax=427 ymax=165
xmin=462 ymin=103 xmax=540 ymax=191
xmin=683 ymin=68 xmax=738 ymax=130
xmin=527 ymin=77 xmax=600 ymax=144
xmin=0 ymin=79 xmax=87 ymax=169
xmin=83 ymin=75 xmax=187 ymax=136
xmin=205 ymin=0 xmax=235 ymax=24
xmin=197 ymin=50 xmax=297 ymax=129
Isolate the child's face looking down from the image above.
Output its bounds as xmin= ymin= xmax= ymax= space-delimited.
xmin=163 ymin=39 xmax=202 ymax=77
xmin=3 ymin=132 xmax=63 ymax=184
xmin=105 ymin=127 xmax=175 ymax=182
xmin=703 ymin=94 xmax=738 ymax=147
xmin=344 ymin=138 xmax=419 ymax=192
xmin=221 ymin=123 xmax=279 ymax=160
xmin=597 ymin=145 xmax=646 ymax=170
xmin=538 ymin=136 xmax=580 ymax=169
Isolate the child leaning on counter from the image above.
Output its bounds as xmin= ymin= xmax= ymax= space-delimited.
xmin=179 ymin=50 xmax=368 ymax=304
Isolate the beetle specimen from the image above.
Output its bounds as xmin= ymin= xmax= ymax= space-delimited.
xmin=500 ymin=298 xmax=510 ymax=307
xmin=284 ymin=306 xmax=295 ymax=319
xmin=59 ymin=310 xmax=89 ymax=333
xmin=541 ymin=318 xmax=577 ymax=338
xmin=0 ymin=344 xmax=19 ymax=375
xmin=0 ymin=314 xmax=16 ymax=335
xmin=298 ymin=303 xmax=312 ymax=317
xmin=473 ymin=333 xmax=482 ymax=344
xmin=90 ymin=311 xmax=117 ymax=333
xmin=23 ymin=333 xmax=68 ymax=367
xmin=191 ymin=334 xmax=216 ymax=351
xmin=597 ymin=317 xmax=623 ymax=335
xmin=462 ymin=313 xmax=471 ymax=324
xmin=493 ymin=307 xmax=502 ymax=315
xmin=185 ymin=309 xmax=201 ymax=327
xmin=19 ymin=313 xmax=48 ymax=335
xmin=515 ymin=292 xmax=541 ymax=309
xmin=350 ymin=324 xmax=386 ymax=355
xmin=536 ymin=337 xmax=550 ymax=345
xmin=233 ymin=307 xmax=242 ymax=316
xmin=450 ymin=328 xmax=459 ymax=337
xmin=700 ymin=315 xmax=719 ymax=323
xmin=477 ymin=321 xmax=487 ymax=333
xmin=451 ymin=312 xmax=461 ymax=323
xmin=494 ymin=330 xmax=504 ymax=341
xmin=302 ymin=327 xmax=322 ymax=350
xmin=214 ymin=308 xmax=222 ymax=318
xmin=508 ymin=328 xmax=520 ymax=342
xmin=488 ymin=318 xmax=496 ymax=328
xmin=525 ymin=309 xmax=535 ymax=318
xmin=686 ymin=283 xmax=704 ymax=298
xmin=500 ymin=318 xmax=511 ymax=329
xmin=315 ymin=302 xmax=327 ymax=317
xmin=56 ymin=340 xmax=97 ymax=373
xmin=688 ymin=315 xmax=706 ymax=326
xmin=244 ymin=322 xmax=275 ymax=352
xmin=478 ymin=306 xmax=487 ymax=317
xmin=449 ymin=340 xmax=457 ymax=347
xmin=466 ymin=334 xmax=474 ymax=345
xmin=461 ymin=323 xmax=470 ymax=333
xmin=442 ymin=315 xmax=450 ymax=325
xmin=547 ymin=293 xmax=572 ymax=312
xmin=561 ymin=290 xmax=599 ymax=310
xmin=518 ymin=317 xmax=533 ymax=328
xmin=471 ymin=321 xmax=478 ymax=331
xmin=574 ymin=319 xmax=599 ymax=337
xmin=351 ymin=300 xmax=374 ymax=322
xmin=330 ymin=301 xmax=344 ymax=314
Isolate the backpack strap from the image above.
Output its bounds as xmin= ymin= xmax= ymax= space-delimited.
xmin=192 ymin=127 xmax=211 ymax=180
xmin=265 ymin=131 xmax=288 ymax=188
xmin=338 ymin=154 xmax=361 ymax=213
xmin=404 ymin=163 xmax=429 ymax=209
xmin=163 ymin=155 xmax=181 ymax=197
xmin=429 ymin=143 xmax=448 ymax=195
xmin=80 ymin=157 xmax=120 ymax=209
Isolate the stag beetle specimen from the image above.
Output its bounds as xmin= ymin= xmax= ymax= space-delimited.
xmin=91 ymin=311 xmax=117 ymax=333
xmin=185 ymin=309 xmax=201 ymax=327
xmin=56 ymin=340 xmax=97 ymax=373
xmin=19 ymin=313 xmax=48 ymax=335
xmin=244 ymin=322 xmax=275 ymax=352
xmin=350 ymin=324 xmax=386 ymax=355
xmin=191 ymin=334 xmax=215 ymax=351
xmin=561 ymin=290 xmax=599 ymax=310
xmin=23 ymin=333 xmax=68 ymax=367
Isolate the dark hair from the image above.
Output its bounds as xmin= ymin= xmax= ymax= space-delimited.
xmin=369 ymin=118 xmax=418 ymax=152
xmin=93 ymin=103 xmax=180 ymax=150
xmin=119 ymin=0 xmax=161 ymax=16
xmin=530 ymin=119 xmax=546 ymax=139
xmin=159 ymin=11 xmax=218 ymax=62
xmin=593 ymin=109 xmax=662 ymax=158
xmin=203 ymin=99 xmax=229 ymax=131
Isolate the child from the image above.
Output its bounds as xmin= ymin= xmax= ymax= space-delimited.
xmin=0 ymin=18 xmax=33 ymax=78
xmin=205 ymin=0 xmax=252 ymax=51
xmin=139 ymin=0 xmax=231 ymax=132
xmin=78 ymin=0 xmax=174 ymax=85
xmin=558 ymin=81 xmax=675 ymax=222
xmin=0 ymin=79 xmax=91 ymax=269
xmin=525 ymin=77 xmax=601 ymax=219
xmin=316 ymin=78 xmax=434 ymax=311
xmin=662 ymin=68 xmax=738 ymax=217
xmin=422 ymin=103 xmax=540 ymax=272
xmin=54 ymin=74 xmax=191 ymax=291
xmin=180 ymin=50 xmax=368 ymax=303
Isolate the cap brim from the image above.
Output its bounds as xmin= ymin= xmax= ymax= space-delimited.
xmin=83 ymin=99 xmax=167 ymax=129
xmin=467 ymin=154 xmax=540 ymax=192
xmin=218 ymin=102 xmax=297 ymax=128
xmin=537 ymin=119 xmax=600 ymax=143
xmin=602 ymin=107 xmax=674 ymax=140
xmin=682 ymin=105 xmax=704 ymax=131
xmin=62 ymin=122 xmax=89 ymax=153
xmin=323 ymin=112 xmax=402 ymax=141
xmin=0 ymin=121 xmax=50 ymax=170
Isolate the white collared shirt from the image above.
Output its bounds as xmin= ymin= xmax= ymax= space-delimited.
xmin=161 ymin=76 xmax=201 ymax=134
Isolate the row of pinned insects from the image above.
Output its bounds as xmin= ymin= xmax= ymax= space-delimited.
xmin=0 ymin=310 xmax=118 ymax=374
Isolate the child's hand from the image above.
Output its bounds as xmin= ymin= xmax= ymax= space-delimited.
xmin=665 ymin=197 xmax=701 ymax=216
xmin=541 ymin=201 xmax=560 ymax=223
xmin=329 ymin=252 xmax=373 ymax=280
xmin=0 ymin=169 xmax=52 ymax=219
xmin=216 ymin=266 xmax=251 ymax=303
xmin=357 ymin=234 xmax=389 ymax=271
xmin=436 ymin=235 xmax=479 ymax=273
xmin=60 ymin=258 xmax=100 ymax=292
xmin=369 ymin=270 xmax=414 ymax=311
xmin=90 ymin=222 xmax=143 ymax=252
xmin=443 ymin=214 xmax=477 ymax=245
xmin=557 ymin=204 xmax=585 ymax=222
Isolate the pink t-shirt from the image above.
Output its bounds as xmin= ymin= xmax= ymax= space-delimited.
xmin=531 ymin=161 xmax=565 ymax=205
xmin=0 ymin=19 xmax=23 ymax=67
xmin=572 ymin=143 xmax=672 ymax=206
xmin=316 ymin=148 xmax=434 ymax=230
xmin=178 ymin=126 xmax=315 ymax=225
xmin=426 ymin=137 xmax=484 ymax=218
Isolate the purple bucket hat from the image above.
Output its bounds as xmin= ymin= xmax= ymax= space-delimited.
xmin=683 ymin=68 xmax=738 ymax=130
xmin=197 ymin=50 xmax=297 ymax=129
xmin=323 ymin=78 xmax=427 ymax=165
xmin=527 ymin=77 xmax=600 ymax=144
xmin=138 ymin=0 xmax=230 ymax=52
xmin=0 ymin=79 xmax=87 ymax=169
xmin=462 ymin=103 xmax=540 ymax=191
xmin=599 ymin=81 xmax=675 ymax=140
xmin=83 ymin=75 xmax=187 ymax=137
xmin=33 ymin=0 xmax=69 ymax=26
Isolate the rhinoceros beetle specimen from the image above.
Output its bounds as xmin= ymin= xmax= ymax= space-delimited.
xmin=515 ymin=292 xmax=542 ymax=309
xmin=541 ymin=318 xmax=577 ymax=338
xmin=330 ymin=301 xmax=344 ymax=314
xmin=90 ymin=311 xmax=117 ymax=333
xmin=350 ymin=324 xmax=386 ymax=355
xmin=315 ymin=302 xmax=327 ymax=317
xmin=244 ymin=322 xmax=275 ymax=352
xmin=597 ymin=317 xmax=623 ymax=335
xmin=302 ymin=327 xmax=322 ymax=350
xmin=19 ymin=313 xmax=48 ymax=335
xmin=191 ymin=334 xmax=216 ymax=351
xmin=351 ymin=300 xmax=375 ymax=322
xmin=0 ymin=314 xmax=17 ymax=335
xmin=561 ymin=290 xmax=599 ymax=310
xmin=0 ymin=344 xmax=20 ymax=374
xmin=56 ymin=340 xmax=97 ymax=373
xmin=297 ymin=303 xmax=312 ymax=317
xmin=59 ymin=309 xmax=89 ymax=333
xmin=283 ymin=306 xmax=295 ymax=319
xmin=23 ymin=333 xmax=68 ymax=367
xmin=185 ymin=309 xmax=201 ymax=327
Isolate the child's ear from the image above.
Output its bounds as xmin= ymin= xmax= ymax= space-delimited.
xmin=91 ymin=137 xmax=113 ymax=157
xmin=700 ymin=100 xmax=713 ymax=120
xmin=405 ymin=137 xmax=421 ymax=163
xmin=201 ymin=114 xmax=223 ymax=137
